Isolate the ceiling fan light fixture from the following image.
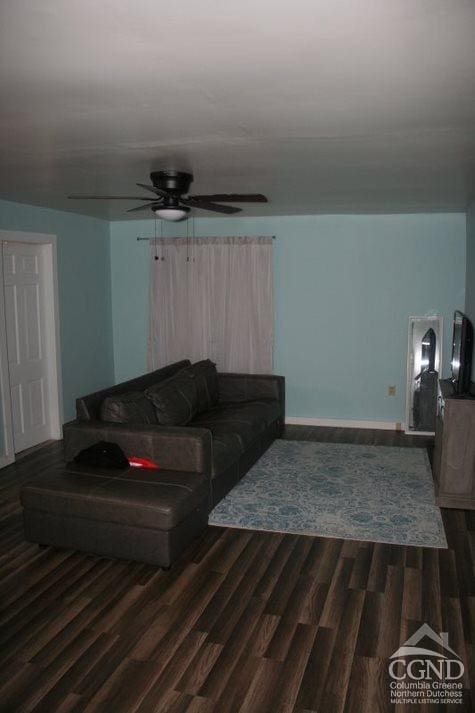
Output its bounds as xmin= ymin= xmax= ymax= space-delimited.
xmin=153 ymin=206 xmax=189 ymax=221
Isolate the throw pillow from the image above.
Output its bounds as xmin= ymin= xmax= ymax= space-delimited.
xmin=191 ymin=359 xmax=220 ymax=412
xmin=145 ymin=368 xmax=198 ymax=425
xmin=100 ymin=391 xmax=158 ymax=425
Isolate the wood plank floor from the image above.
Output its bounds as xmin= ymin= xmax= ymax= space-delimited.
xmin=0 ymin=427 xmax=473 ymax=712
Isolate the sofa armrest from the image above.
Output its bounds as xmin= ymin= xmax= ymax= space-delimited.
xmin=217 ymin=372 xmax=285 ymax=413
xmin=63 ymin=421 xmax=212 ymax=474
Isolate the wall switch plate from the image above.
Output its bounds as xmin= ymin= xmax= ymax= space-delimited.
xmin=388 ymin=385 xmax=396 ymax=396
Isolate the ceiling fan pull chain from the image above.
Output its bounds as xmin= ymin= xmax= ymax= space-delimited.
xmin=186 ymin=218 xmax=190 ymax=263
xmin=154 ymin=217 xmax=158 ymax=261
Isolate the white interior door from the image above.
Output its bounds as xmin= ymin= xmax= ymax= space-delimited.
xmin=2 ymin=241 xmax=54 ymax=452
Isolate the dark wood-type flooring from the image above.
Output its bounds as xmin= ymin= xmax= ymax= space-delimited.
xmin=0 ymin=426 xmax=473 ymax=712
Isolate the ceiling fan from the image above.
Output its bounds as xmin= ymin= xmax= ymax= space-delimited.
xmin=68 ymin=170 xmax=268 ymax=221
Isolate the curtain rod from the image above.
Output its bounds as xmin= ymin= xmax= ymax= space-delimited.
xmin=136 ymin=235 xmax=276 ymax=241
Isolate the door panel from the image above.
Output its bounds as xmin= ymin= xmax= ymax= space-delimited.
xmin=3 ymin=242 xmax=52 ymax=452
xmin=25 ymin=284 xmax=42 ymax=360
xmin=29 ymin=379 xmax=46 ymax=427
xmin=4 ymin=284 xmax=20 ymax=365
xmin=11 ymin=383 xmax=24 ymax=434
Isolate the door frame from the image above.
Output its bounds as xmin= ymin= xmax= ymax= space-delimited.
xmin=0 ymin=230 xmax=63 ymax=467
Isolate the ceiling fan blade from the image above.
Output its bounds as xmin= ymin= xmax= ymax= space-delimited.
xmin=181 ymin=199 xmax=242 ymax=215
xmin=68 ymin=195 xmax=155 ymax=200
xmin=187 ymin=193 xmax=267 ymax=203
xmin=126 ymin=203 xmax=160 ymax=213
xmin=136 ymin=183 xmax=168 ymax=198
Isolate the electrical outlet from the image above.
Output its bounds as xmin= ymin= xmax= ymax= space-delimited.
xmin=388 ymin=385 xmax=396 ymax=396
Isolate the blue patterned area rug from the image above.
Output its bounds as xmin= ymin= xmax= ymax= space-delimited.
xmin=209 ymin=440 xmax=447 ymax=548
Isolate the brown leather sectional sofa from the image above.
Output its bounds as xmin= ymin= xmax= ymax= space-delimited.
xmin=21 ymin=360 xmax=285 ymax=567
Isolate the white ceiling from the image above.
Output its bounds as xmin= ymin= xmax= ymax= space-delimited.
xmin=1 ymin=0 xmax=474 ymax=220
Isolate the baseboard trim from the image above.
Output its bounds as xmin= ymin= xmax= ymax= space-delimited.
xmin=0 ymin=455 xmax=15 ymax=469
xmin=285 ymin=417 xmax=403 ymax=431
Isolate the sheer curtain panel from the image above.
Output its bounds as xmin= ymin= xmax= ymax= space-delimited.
xmin=148 ymin=236 xmax=273 ymax=373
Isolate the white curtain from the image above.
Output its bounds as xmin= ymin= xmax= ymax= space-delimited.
xmin=148 ymin=236 xmax=273 ymax=373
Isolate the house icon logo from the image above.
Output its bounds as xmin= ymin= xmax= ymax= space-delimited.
xmin=390 ymin=623 xmax=459 ymax=661
xmin=388 ymin=623 xmax=465 ymax=706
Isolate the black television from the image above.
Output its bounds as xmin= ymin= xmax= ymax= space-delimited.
xmin=450 ymin=310 xmax=473 ymax=395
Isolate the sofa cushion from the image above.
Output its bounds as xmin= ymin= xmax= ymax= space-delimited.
xmin=218 ymin=399 xmax=282 ymax=427
xmin=190 ymin=359 xmax=219 ymax=412
xmin=77 ymin=360 xmax=191 ymax=421
xmin=189 ymin=399 xmax=281 ymax=477
xmin=192 ymin=399 xmax=281 ymax=437
xmin=100 ymin=391 xmax=158 ymax=425
xmin=146 ymin=368 xmax=198 ymax=426
xmin=189 ymin=414 xmax=247 ymax=477
xmin=21 ymin=465 xmax=209 ymax=531
xmin=191 ymin=412 xmax=257 ymax=450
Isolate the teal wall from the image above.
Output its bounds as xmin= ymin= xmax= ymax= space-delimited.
xmin=465 ymin=201 xmax=475 ymax=377
xmin=0 ymin=199 xmax=114 ymax=426
xmin=110 ymin=213 xmax=466 ymax=423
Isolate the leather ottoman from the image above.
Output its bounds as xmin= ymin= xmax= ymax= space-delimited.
xmin=20 ymin=464 xmax=209 ymax=568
